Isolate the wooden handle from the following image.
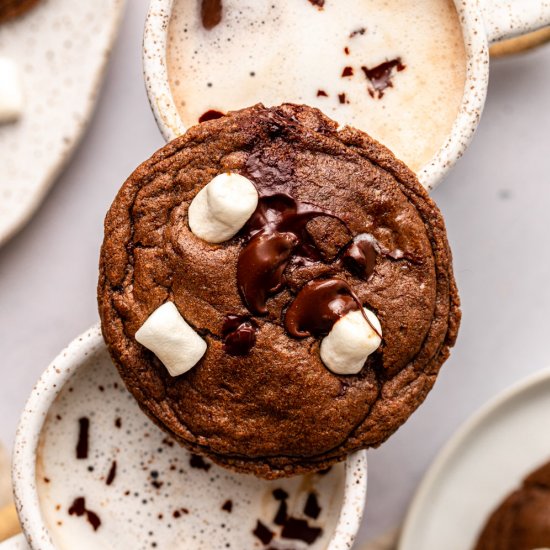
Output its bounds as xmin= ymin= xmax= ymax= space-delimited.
xmin=490 ymin=27 xmax=550 ymax=57
xmin=0 ymin=504 xmax=21 ymax=542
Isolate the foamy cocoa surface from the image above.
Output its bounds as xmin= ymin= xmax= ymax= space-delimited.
xmin=35 ymin=347 xmax=344 ymax=549
xmin=167 ymin=0 xmax=466 ymax=171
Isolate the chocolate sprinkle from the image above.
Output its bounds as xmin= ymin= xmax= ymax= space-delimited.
xmin=76 ymin=417 xmax=89 ymax=459
xmin=222 ymin=499 xmax=233 ymax=512
xmin=341 ymin=66 xmax=354 ymax=77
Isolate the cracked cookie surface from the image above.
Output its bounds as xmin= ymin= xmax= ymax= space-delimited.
xmin=98 ymin=104 xmax=460 ymax=478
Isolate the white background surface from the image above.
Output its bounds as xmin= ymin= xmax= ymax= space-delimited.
xmin=0 ymin=1 xmax=549 ymax=545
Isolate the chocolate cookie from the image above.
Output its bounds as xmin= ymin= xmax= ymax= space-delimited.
xmin=98 ymin=103 xmax=460 ymax=478
xmin=475 ymin=459 xmax=550 ymax=550
xmin=0 ymin=0 xmax=40 ymax=23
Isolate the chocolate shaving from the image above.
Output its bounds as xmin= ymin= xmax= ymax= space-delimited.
xmin=199 ymin=109 xmax=225 ymax=123
xmin=273 ymin=488 xmax=289 ymax=500
xmin=274 ymin=498 xmax=288 ymax=526
xmin=304 ymin=492 xmax=321 ymax=519
xmin=349 ymin=27 xmax=366 ymax=38
xmin=105 ymin=460 xmax=117 ymax=486
xmin=190 ymin=454 xmax=212 ymax=471
xmin=201 ymin=0 xmax=222 ymax=30
xmin=253 ymin=520 xmax=274 ymax=545
xmin=76 ymin=417 xmax=89 ymax=459
xmin=362 ymin=58 xmax=406 ymax=98
xmin=281 ymin=517 xmax=323 ymax=544
xmin=68 ymin=497 xmax=101 ymax=531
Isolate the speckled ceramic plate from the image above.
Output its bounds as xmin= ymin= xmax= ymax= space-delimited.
xmin=0 ymin=0 xmax=125 ymax=247
xmin=399 ymin=367 xmax=550 ymax=550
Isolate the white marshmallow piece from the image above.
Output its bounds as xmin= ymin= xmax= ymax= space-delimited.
xmin=0 ymin=58 xmax=24 ymax=124
xmin=188 ymin=173 xmax=258 ymax=243
xmin=135 ymin=302 xmax=207 ymax=377
xmin=320 ymin=308 xmax=382 ymax=375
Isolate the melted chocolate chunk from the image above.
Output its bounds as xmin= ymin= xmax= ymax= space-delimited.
xmin=281 ymin=517 xmax=323 ymax=544
xmin=362 ymin=58 xmax=405 ymax=99
xmin=222 ymin=315 xmax=258 ymax=355
xmin=342 ymin=235 xmax=378 ymax=279
xmin=190 ymin=454 xmax=212 ymax=471
xmin=304 ymin=492 xmax=321 ymax=519
xmin=253 ymin=520 xmax=275 ymax=545
xmin=341 ymin=66 xmax=354 ymax=77
xmin=237 ymin=194 xmax=334 ymax=315
xmin=68 ymin=497 xmax=101 ymax=531
xmin=105 ymin=461 xmax=117 ymax=486
xmin=317 ymin=89 xmax=328 ymax=97
xmin=284 ymin=278 xmax=363 ymax=338
xmin=238 ymin=231 xmax=297 ymax=314
xmin=76 ymin=417 xmax=89 ymax=459
xmin=201 ymin=0 xmax=222 ymax=30
xmin=307 ymin=0 xmax=325 ymax=8
xmin=198 ymin=109 xmax=225 ymax=123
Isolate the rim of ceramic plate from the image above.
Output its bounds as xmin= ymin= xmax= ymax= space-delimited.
xmin=142 ymin=0 xmax=489 ymax=191
xmin=11 ymin=324 xmax=368 ymax=550
xmin=399 ymin=366 xmax=550 ymax=549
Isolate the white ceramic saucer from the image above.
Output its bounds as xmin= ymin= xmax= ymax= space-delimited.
xmin=399 ymin=367 xmax=550 ymax=550
xmin=0 ymin=0 xmax=125 ymax=246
